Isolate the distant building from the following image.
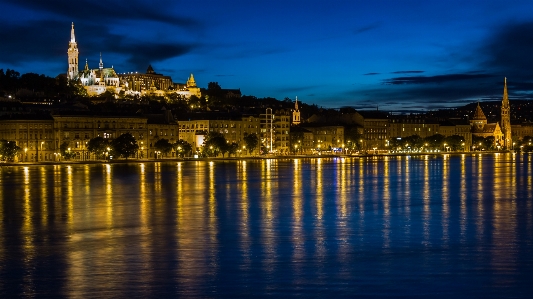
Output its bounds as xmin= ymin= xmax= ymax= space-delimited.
xmin=118 ymin=65 xmax=173 ymax=93
xmin=470 ymin=102 xmax=503 ymax=147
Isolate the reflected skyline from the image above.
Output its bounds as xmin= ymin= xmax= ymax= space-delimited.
xmin=0 ymin=154 xmax=532 ymax=297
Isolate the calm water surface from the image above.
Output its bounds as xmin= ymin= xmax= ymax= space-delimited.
xmin=0 ymin=154 xmax=532 ymax=298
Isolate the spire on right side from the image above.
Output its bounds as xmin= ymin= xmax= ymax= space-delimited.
xmin=501 ymin=77 xmax=512 ymax=149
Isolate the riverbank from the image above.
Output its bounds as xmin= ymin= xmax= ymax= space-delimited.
xmin=0 ymin=150 xmax=521 ymax=167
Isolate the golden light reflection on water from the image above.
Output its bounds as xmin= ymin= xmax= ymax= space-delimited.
xmin=238 ymin=161 xmax=251 ymax=268
xmin=423 ymin=156 xmax=430 ymax=244
xmin=39 ymin=167 xmax=48 ymax=226
xmin=382 ymin=156 xmax=390 ymax=248
xmin=262 ymin=159 xmax=276 ymax=274
xmin=460 ymin=155 xmax=467 ymax=242
xmin=442 ymin=155 xmax=450 ymax=248
xmin=22 ymin=166 xmax=35 ymax=295
xmin=105 ymin=164 xmax=113 ymax=227
xmin=476 ymin=155 xmax=484 ymax=241
xmin=0 ymin=155 xmax=531 ymax=297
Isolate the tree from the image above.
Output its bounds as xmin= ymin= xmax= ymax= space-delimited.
xmin=60 ymin=141 xmax=75 ymax=160
xmin=174 ymin=139 xmax=192 ymax=157
xmin=445 ymin=135 xmax=465 ymax=151
xmin=290 ymin=131 xmax=304 ymax=154
xmin=111 ymin=133 xmax=139 ymax=159
xmin=423 ymin=134 xmax=446 ymax=150
xmin=344 ymin=129 xmax=363 ymax=151
xmin=203 ymin=132 xmax=227 ymax=157
xmin=228 ymin=142 xmax=239 ymax=157
xmin=243 ymin=133 xmax=259 ymax=155
xmin=0 ymin=140 xmax=20 ymax=162
xmin=154 ymin=138 xmax=173 ymax=157
xmin=87 ymin=137 xmax=109 ymax=160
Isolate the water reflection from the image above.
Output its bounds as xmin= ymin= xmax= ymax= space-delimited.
xmin=0 ymin=155 xmax=531 ymax=298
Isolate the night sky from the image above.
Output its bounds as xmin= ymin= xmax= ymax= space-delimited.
xmin=1 ymin=0 xmax=533 ymax=111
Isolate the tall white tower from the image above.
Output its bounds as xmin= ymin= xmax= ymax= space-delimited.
xmin=67 ymin=22 xmax=79 ymax=80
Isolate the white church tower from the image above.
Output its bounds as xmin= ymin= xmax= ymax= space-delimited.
xmin=67 ymin=22 xmax=79 ymax=80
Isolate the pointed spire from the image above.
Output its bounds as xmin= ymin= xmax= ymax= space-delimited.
xmin=472 ymin=102 xmax=486 ymax=120
xmin=99 ymin=52 xmax=103 ymax=70
xmin=295 ymin=96 xmax=299 ymax=110
xmin=503 ymin=77 xmax=509 ymax=106
xmin=84 ymin=58 xmax=89 ymax=71
xmin=71 ymin=22 xmax=76 ymax=43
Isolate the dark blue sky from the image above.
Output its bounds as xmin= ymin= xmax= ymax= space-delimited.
xmin=1 ymin=0 xmax=533 ymax=111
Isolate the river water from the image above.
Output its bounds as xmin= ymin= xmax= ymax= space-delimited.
xmin=0 ymin=154 xmax=532 ymax=298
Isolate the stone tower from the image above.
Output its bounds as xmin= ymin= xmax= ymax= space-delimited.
xmin=292 ymin=96 xmax=301 ymax=125
xmin=501 ymin=77 xmax=512 ymax=149
xmin=67 ymin=22 xmax=79 ymax=80
xmin=471 ymin=102 xmax=487 ymax=130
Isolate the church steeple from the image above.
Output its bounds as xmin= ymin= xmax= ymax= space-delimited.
xmin=67 ymin=22 xmax=79 ymax=80
xmin=292 ymin=96 xmax=301 ymax=125
xmin=99 ymin=52 xmax=103 ymax=70
xmin=84 ymin=58 xmax=89 ymax=71
xmin=501 ymin=77 xmax=512 ymax=149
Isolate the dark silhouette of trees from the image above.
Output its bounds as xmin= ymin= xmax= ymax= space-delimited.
xmin=111 ymin=133 xmax=138 ymax=159
xmin=154 ymin=138 xmax=173 ymax=157
xmin=0 ymin=140 xmax=21 ymax=161
xmin=243 ymin=133 xmax=259 ymax=155
xmin=174 ymin=139 xmax=192 ymax=157
xmin=87 ymin=137 xmax=109 ymax=159
xmin=60 ymin=141 xmax=75 ymax=160
xmin=203 ymin=132 xmax=227 ymax=157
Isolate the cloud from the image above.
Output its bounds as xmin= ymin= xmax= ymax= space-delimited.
xmin=0 ymin=19 xmax=201 ymax=72
xmin=353 ymin=22 xmax=381 ymax=35
xmin=480 ymin=21 xmax=533 ymax=79
xmin=10 ymin=0 xmax=200 ymax=28
xmin=391 ymin=71 xmax=425 ymax=74
xmin=364 ymin=72 xmax=380 ymax=76
xmin=383 ymin=73 xmax=494 ymax=85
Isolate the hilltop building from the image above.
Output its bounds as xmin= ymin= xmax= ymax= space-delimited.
xmin=118 ymin=65 xmax=173 ymax=93
xmin=66 ymin=23 xmax=200 ymax=98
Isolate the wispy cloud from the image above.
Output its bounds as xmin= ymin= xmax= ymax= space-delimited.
xmin=383 ymin=73 xmax=494 ymax=85
xmin=391 ymin=70 xmax=425 ymax=74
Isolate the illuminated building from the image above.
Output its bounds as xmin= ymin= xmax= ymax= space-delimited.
xmin=389 ymin=115 xmax=439 ymax=139
xmin=292 ymin=96 xmax=301 ymax=125
xmin=260 ymin=109 xmax=291 ymax=154
xmin=501 ymin=77 xmax=512 ymax=149
xmin=0 ymin=116 xmax=55 ymax=162
xmin=67 ymin=23 xmax=120 ymax=96
xmin=299 ymin=125 xmax=344 ymax=153
xmin=470 ymin=102 xmax=504 ymax=147
xmin=118 ymin=65 xmax=173 ymax=94
xmin=178 ymin=116 xmax=261 ymax=153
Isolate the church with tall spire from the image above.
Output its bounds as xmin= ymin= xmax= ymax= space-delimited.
xmin=67 ymin=23 xmax=120 ymax=95
xmin=501 ymin=77 xmax=512 ymax=149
